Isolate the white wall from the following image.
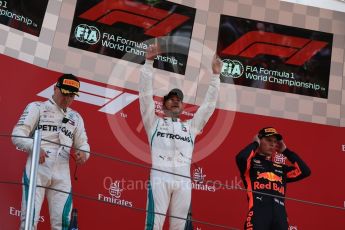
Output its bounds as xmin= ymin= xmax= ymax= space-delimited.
xmin=281 ymin=0 xmax=345 ymax=12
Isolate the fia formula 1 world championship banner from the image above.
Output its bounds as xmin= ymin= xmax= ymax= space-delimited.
xmin=0 ymin=0 xmax=49 ymax=36
xmin=68 ymin=0 xmax=196 ymax=75
xmin=217 ymin=15 xmax=333 ymax=98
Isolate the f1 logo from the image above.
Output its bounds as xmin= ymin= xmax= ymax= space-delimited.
xmin=221 ymin=31 xmax=327 ymax=66
xmin=37 ymin=81 xmax=138 ymax=115
xmin=78 ymin=0 xmax=189 ymax=37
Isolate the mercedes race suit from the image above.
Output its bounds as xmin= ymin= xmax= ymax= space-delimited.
xmin=139 ymin=61 xmax=220 ymax=230
xmin=12 ymin=99 xmax=90 ymax=230
xmin=236 ymin=142 xmax=311 ymax=230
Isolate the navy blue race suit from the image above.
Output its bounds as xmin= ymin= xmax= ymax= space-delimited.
xmin=236 ymin=142 xmax=311 ymax=230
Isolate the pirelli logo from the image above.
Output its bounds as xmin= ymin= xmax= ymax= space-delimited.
xmin=264 ymin=128 xmax=277 ymax=133
xmin=78 ymin=0 xmax=190 ymax=37
xmin=63 ymin=79 xmax=80 ymax=88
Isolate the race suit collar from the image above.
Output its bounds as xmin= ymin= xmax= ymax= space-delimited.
xmin=163 ymin=117 xmax=180 ymax=122
xmin=256 ymin=153 xmax=272 ymax=161
xmin=49 ymin=97 xmax=71 ymax=114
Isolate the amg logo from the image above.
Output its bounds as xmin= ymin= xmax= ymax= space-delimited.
xmin=221 ymin=31 xmax=327 ymax=66
xmin=78 ymin=0 xmax=189 ymax=37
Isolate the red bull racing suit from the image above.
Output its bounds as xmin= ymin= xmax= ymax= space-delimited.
xmin=236 ymin=142 xmax=311 ymax=230
xmin=139 ymin=60 xmax=220 ymax=230
xmin=12 ymin=99 xmax=90 ymax=230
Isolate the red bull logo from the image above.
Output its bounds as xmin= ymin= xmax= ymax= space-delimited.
xmin=253 ymin=181 xmax=285 ymax=195
xmin=255 ymin=172 xmax=285 ymax=195
xmin=245 ymin=211 xmax=254 ymax=230
xmin=257 ymin=172 xmax=282 ymax=183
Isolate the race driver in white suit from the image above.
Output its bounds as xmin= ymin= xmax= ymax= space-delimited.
xmin=140 ymin=43 xmax=222 ymax=230
xmin=12 ymin=74 xmax=90 ymax=230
